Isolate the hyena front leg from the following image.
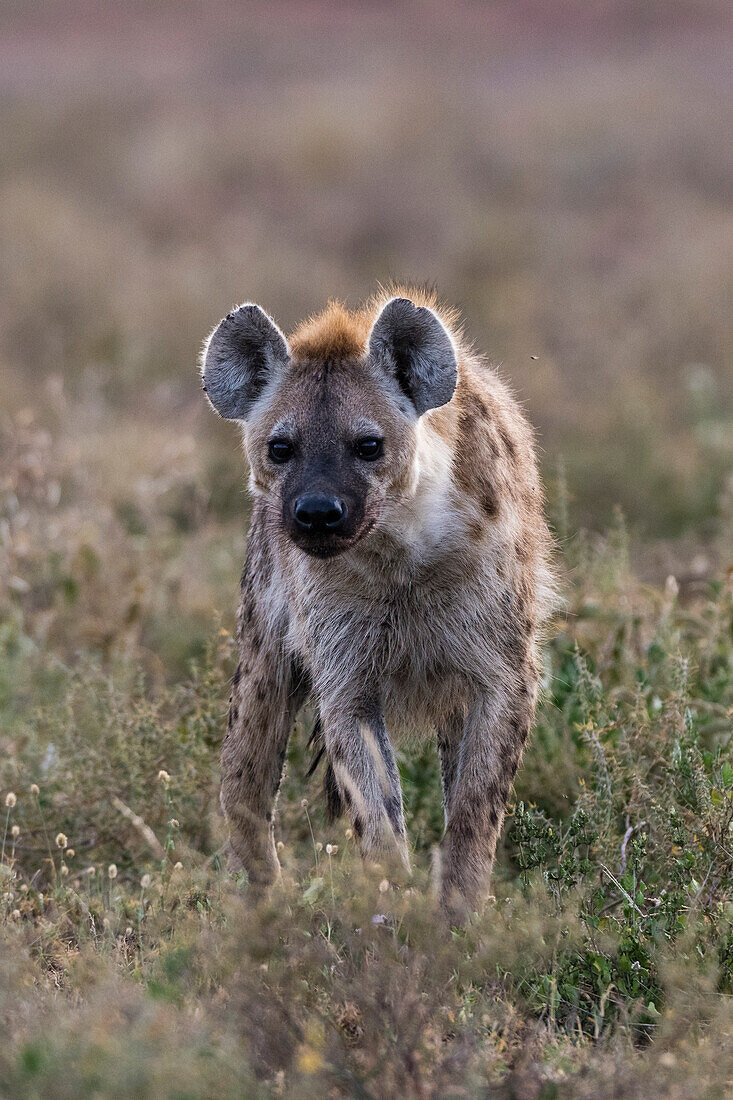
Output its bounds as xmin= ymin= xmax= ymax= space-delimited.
xmin=440 ymin=672 xmax=537 ymax=921
xmin=321 ymin=696 xmax=410 ymax=873
xmin=220 ymin=643 xmax=306 ymax=889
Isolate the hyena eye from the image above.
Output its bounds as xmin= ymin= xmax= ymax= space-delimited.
xmin=354 ymin=437 xmax=383 ymax=460
xmin=268 ymin=438 xmax=294 ymax=464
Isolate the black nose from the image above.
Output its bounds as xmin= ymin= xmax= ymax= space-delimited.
xmin=293 ymin=494 xmax=347 ymax=533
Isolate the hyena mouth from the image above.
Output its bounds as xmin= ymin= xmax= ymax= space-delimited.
xmin=289 ymin=519 xmax=377 ymax=559
xmin=296 ymin=541 xmax=350 ymax=559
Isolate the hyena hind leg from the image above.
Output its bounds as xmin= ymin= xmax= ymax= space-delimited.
xmin=306 ymin=714 xmax=346 ymax=824
xmin=437 ymin=708 xmax=467 ymax=825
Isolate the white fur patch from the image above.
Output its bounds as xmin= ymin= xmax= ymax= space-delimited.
xmin=386 ymin=416 xmax=458 ymax=558
xmin=359 ymin=722 xmax=391 ymax=793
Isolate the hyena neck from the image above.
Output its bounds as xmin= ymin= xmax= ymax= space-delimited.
xmin=367 ymin=413 xmax=461 ymax=570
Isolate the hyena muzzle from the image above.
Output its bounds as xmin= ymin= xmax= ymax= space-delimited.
xmin=201 ymin=289 xmax=555 ymax=920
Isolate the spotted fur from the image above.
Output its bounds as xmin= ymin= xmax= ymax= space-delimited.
xmin=203 ymin=287 xmax=556 ymax=921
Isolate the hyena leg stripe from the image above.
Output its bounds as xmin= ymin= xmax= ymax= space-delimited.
xmin=323 ymin=761 xmax=345 ymax=824
xmin=305 ymin=713 xmax=325 ymax=777
xmin=437 ymin=710 xmax=466 ymax=826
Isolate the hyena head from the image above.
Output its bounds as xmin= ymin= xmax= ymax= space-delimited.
xmin=202 ymin=297 xmax=457 ymax=558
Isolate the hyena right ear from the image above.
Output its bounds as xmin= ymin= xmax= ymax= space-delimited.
xmin=201 ymin=304 xmax=289 ymax=420
xmin=369 ymin=297 xmax=457 ymax=415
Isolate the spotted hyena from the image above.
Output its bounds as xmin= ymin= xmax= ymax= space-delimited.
xmin=201 ymin=289 xmax=555 ymax=919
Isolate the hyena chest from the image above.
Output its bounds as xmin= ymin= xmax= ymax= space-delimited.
xmin=292 ymin=561 xmax=487 ymax=735
xmin=368 ymin=587 xmax=474 ymax=738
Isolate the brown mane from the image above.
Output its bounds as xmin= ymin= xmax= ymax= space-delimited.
xmin=289 ymin=300 xmax=370 ymax=361
xmin=287 ymin=287 xmax=463 ymax=364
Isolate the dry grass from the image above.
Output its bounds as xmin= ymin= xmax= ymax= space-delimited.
xmin=2 ymin=429 xmax=733 ymax=1094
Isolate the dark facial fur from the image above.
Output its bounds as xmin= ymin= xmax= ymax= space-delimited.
xmin=254 ymin=361 xmax=418 ymax=558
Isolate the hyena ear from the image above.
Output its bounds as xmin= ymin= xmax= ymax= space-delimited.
xmin=201 ymin=304 xmax=289 ymax=420
xmin=368 ymin=297 xmax=458 ymax=415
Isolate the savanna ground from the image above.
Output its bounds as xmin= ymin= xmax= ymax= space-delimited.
xmin=2 ymin=2 xmax=733 ymax=1096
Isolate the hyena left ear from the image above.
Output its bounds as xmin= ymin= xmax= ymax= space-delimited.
xmin=201 ymin=304 xmax=289 ymax=420
xmin=368 ymin=297 xmax=458 ymax=415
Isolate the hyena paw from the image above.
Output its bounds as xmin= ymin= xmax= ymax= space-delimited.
xmin=226 ymin=843 xmax=281 ymax=893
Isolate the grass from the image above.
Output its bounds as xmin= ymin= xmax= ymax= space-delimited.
xmin=2 ymin=508 xmax=733 ymax=1096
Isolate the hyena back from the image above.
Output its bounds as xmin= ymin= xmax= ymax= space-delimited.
xmin=202 ymin=289 xmax=555 ymax=919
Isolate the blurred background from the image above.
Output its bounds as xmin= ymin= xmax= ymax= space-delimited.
xmin=2 ymin=0 xmax=732 ymax=679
